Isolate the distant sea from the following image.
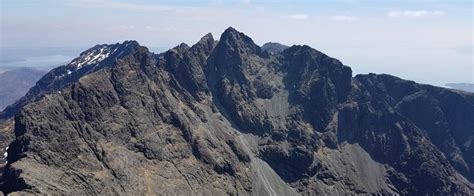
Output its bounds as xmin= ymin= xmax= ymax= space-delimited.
xmin=0 ymin=54 xmax=74 ymax=72
xmin=0 ymin=47 xmax=85 ymax=72
xmin=0 ymin=46 xmax=170 ymax=73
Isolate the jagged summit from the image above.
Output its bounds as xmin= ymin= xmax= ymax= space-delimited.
xmin=217 ymin=27 xmax=261 ymax=54
xmin=199 ymin=33 xmax=214 ymax=42
xmin=221 ymin=26 xmax=240 ymax=37
xmin=192 ymin=33 xmax=215 ymax=51
xmin=57 ymin=39 xmax=143 ymax=72
xmin=171 ymin=42 xmax=190 ymax=51
xmin=0 ymin=40 xmax=142 ymax=120
xmin=0 ymin=27 xmax=473 ymax=195
xmin=71 ymin=40 xmax=139 ymax=69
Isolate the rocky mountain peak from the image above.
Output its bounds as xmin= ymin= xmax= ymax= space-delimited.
xmin=170 ymin=43 xmax=190 ymax=53
xmin=0 ymin=27 xmax=473 ymax=195
xmin=199 ymin=33 xmax=214 ymax=43
xmin=191 ymin=33 xmax=215 ymax=53
xmin=217 ymin=27 xmax=261 ymax=55
xmin=71 ymin=45 xmax=115 ymax=69
xmin=0 ymin=40 xmax=142 ymax=120
xmin=69 ymin=40 xmax=141 ymax=71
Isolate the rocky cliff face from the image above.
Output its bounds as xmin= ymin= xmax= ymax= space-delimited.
xmin=1 ymin=27 xmax=473 ymax=195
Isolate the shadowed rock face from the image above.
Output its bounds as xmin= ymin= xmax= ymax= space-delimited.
xmin=0 ymin=27 xmax=473 ymax=195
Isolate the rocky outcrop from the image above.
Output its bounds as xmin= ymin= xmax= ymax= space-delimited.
xmin=1 ymin=27 xmax=473 ymax=195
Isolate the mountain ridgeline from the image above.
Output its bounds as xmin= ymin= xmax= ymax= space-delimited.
xmin=1 ymin=27 xmax=473 ymax=195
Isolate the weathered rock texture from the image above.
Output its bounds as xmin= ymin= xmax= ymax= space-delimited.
xmin=0 ymin=27 xmax=473 ymax=195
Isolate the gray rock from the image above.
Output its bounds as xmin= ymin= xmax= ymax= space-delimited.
xmin=1 ymin=27 xmax=473 ymax=195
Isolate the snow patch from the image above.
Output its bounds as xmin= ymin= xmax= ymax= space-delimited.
xmin=70 ymin=45 xmax=115 ymax=69
xmin=4 ymin=146 xmax=8 ymax=164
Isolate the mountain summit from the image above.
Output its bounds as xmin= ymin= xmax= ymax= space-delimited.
xmin=1 ymin=27 xmax=473 ymax=195
xmin=0 ymin=41 xmax=141 ymax=119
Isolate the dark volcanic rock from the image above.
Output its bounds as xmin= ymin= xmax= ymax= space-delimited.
xmin=0 ymin=41 xmax=141 ymax=120
xmin=0 ymin=27 xmax=473 ymax=195
xmin=355 ymin=74 xmax=474 ymax=183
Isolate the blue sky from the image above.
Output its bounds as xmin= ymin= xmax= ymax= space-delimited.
xmin=0 ymin=0 xmax=472 ymax=86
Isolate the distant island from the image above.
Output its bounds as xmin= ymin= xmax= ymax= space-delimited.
xmin=0 ymin=67 xmax=46 ymax=110
xmin=446 ymin=83 xmax=474 ymax=93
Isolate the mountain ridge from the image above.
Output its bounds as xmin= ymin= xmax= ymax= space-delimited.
xmin=1 ymin=27 xmax=473 ymax=195
xmin=0 ymin=41 xmax=142 ymax=120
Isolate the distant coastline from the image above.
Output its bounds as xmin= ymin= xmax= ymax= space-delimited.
xmin=446 ymin=83 xmax=474 ymax=93
xmin=0 ymin=58 xmax=27 ymax=63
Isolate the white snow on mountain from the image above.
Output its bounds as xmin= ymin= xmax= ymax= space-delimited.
xmin=4 ymin=146 xmax=8 ymax=164
xmin=70 ymin=46 xmax=117 ymax=69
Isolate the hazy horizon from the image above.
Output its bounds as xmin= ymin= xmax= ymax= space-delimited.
xmin=1 ymin=0 xmax=473 ymax=87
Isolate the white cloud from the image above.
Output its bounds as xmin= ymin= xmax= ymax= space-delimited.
xmin=388 ymin=10 xmax=445 ymax=17
xmin=332 ymin=15 xmax=359 ymax=22
xmin=288 ymin=14 xmax=308 ymax=20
